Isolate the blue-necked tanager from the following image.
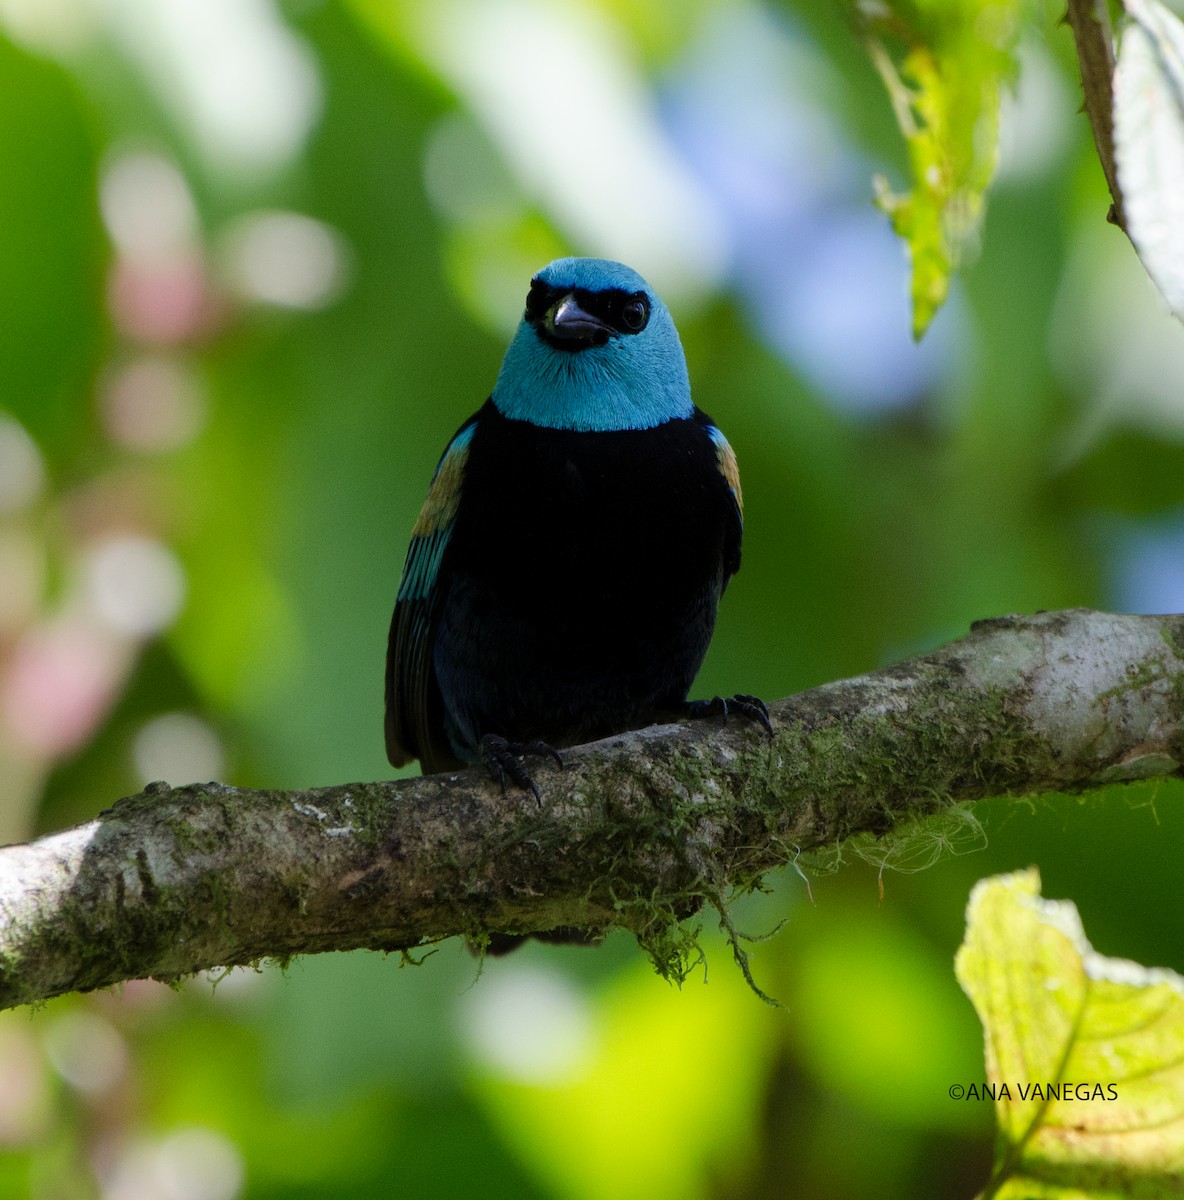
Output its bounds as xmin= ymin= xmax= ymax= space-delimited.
xmin=386 ymin=258 xmax=770 ymax=799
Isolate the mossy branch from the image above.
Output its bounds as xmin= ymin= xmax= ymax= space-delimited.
xmin=1 ymin=608 xmax=1182 ymax=1011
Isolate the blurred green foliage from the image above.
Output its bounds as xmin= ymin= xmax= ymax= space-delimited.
xmin=1 ymin=1 xmax=1183 ymax=1198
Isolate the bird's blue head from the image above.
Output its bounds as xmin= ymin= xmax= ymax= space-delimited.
xmin=491 ymin=258 xmax=693 ymax=432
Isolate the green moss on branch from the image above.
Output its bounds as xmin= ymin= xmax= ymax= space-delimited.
xmin=0 ymin=609 xmax=1181 ymax=1008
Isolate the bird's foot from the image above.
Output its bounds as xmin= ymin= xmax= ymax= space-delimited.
xmin=684 ymin=693 xmax=773 ymax=736
xmin=479 ymin=734 xmax=564 ymax=803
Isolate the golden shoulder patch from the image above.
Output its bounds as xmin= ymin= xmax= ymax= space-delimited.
xmin=711 ymin=429 xmax=743 ymax=517
xmin=412 ymin=432 xmax=472 ymax=537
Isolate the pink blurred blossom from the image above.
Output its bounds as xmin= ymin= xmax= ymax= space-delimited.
xmin=1 ymin=618 xmax=130 ymax=757
xmin=107 ymin=255 xmax=222 ymax=344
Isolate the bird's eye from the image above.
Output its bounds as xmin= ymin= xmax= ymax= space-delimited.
xmin=620 ymin=296 xmax=649 ymax=332
xmin=525 ymin=279 xmax=550 ymax=319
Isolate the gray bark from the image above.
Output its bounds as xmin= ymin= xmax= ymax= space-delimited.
xmin=1 ymin=608 xmax=1181 ymax=1011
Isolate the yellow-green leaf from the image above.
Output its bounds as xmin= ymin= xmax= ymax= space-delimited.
xmin=866 ymin=0 xmax=1021 ymax=338
xmin=956 ymin=869 xmax=1184 ymax=1199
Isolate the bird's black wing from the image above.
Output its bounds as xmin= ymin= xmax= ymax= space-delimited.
xmin=696 ymin=411 xmax=744 ymax=583
xmin=384 ymin=412 xmax=480 ymax=771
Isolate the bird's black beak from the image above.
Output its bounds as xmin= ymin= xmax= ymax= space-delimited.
xmin=545 ymin=293 xmax=612 ymax=342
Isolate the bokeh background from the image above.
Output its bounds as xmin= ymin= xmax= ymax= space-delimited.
xmin=1 ymin=1 xmax=1183 ymax=1197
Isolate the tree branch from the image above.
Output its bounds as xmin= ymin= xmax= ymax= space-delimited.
xmin=1066 ymin=0 xmax=1129 ymax=231
xmin=2 ymin=609 xmax=1182 ymax=1011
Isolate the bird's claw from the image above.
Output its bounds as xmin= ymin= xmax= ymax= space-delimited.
xmin=479 ymin=735 xmax=563 ymax=803
xmin=685 ymin=693 xmax=773 ymax=736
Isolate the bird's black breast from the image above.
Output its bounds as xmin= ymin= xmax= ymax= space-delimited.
xmin=431 ymin=401 xmax=739 ymax=757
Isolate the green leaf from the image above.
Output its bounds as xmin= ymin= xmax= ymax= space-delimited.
xmin=1114 ymin=0 xmax=1184 ymax=323
xmin=955 ymin=869 xmax=1184 ymax=1199
xmin=866 ymin=0 xmax=1022 ymax=338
